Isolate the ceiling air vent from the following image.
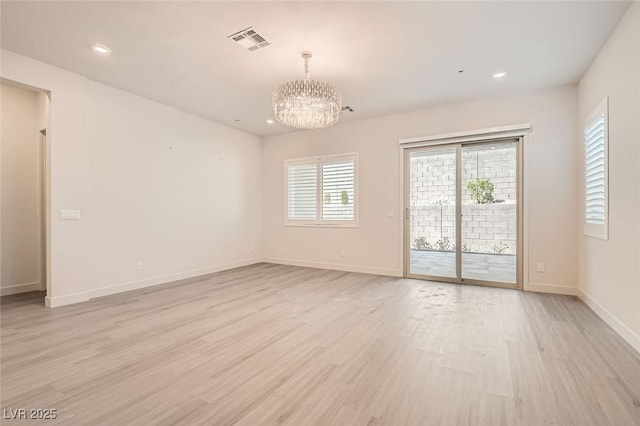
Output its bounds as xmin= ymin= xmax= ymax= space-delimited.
xmin=228 ymin=27 xmax=270 ymax=52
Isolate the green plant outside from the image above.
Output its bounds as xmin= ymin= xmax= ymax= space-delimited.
xmin=413 ymin=237 xmax=432 ymax=250
xmin=466 ymin=178 xmax=495 ymax=204
xmin=340 ymin=190 xmax=349 ymax=205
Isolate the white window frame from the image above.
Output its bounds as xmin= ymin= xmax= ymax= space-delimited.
xmin=284 ymin=153 xmax=359 ymax=227
xmin=583 ymin=97 xmax=609 ymax=240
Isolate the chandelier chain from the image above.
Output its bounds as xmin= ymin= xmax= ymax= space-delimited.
xmin=302 ymin=51 xmax=311 ymax=81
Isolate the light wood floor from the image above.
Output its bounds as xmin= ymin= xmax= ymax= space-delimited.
xmin=1 ymin=263 xmax=639 ymax=425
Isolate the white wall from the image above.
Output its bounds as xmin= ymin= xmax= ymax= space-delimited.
xmin=85 ymin=80 xmax=262 ymax=297
xmin=1 ymin=49 xmax=262 ymax=306
xmin=0 ymin=83 xmax=42 ymax=295
xmin=577 ymin=2 xmax=640 ymax=351
xmin=262 ymin=85 xmax=579 ymax=292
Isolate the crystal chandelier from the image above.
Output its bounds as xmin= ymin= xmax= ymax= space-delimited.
xmin=272 ymin=51 xmax=342 ymax=129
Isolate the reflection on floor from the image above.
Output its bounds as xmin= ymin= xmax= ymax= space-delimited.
xmin=410 ymin=250 xmax=516 ymax=283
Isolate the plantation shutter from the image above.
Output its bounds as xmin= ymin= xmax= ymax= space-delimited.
xmin=584 ymin=113 xmax=606 ymax=225
xmin=285 ymin=153 xmax=358 ymax=226
xmin=287 ymin=163 xmax=317 ymax=220
xmin=322 ymin=159 xmax=355 ymax=221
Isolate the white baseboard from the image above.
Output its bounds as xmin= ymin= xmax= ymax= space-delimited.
xmin=0 ymin=282 xmax=41 ymax=296
xmin=45 ymin=291 xmax=90 ymax=307
xmin=525 ymin=282 xmax=580 ymax=296
xmin=262 ymin=257 xmax=403 ymax=277
xmin=577 ymin=289 xmax=640 ymax=355
xmin=45 ymin=258 xmax=262 ymax=308
xmin=88 ymin=258 xmax=262 ymax=300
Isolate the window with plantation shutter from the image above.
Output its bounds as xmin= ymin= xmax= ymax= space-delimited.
xmin=583 ymin=97 xmax=608 ymax=240
xmin=322 ymin=160 xmax=355 ymax=221
xmin=285 ymin=153 xmax=358 ymax=226
xmin=287 ymin=163 xmax=317 ymax=221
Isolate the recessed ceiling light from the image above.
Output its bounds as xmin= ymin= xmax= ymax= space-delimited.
xmin=266 ymin=119 xmax=274 ymax=125
xmin=493 ymin=71 xmax=507 ymax=79
xmin=92 ymin=44 xmax=111 ymax=56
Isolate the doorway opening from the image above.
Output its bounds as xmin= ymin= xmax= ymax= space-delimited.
xmin=1 ymin=81 xmax=50 ymax=304
xmin=404 ymin=138 xmax=523 ymax=289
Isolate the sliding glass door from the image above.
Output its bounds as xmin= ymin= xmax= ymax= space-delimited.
xmin=407 ymin=147 xmax=458 ymax=279
xmin=405 ymin=139 xmax=521 ymax=289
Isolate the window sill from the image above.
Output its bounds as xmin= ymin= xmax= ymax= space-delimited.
xmin=584 ymin=223 xmax=608 ymax=240
xmin=284 ymin=222 xmax=359 ymax=229
xmin=584 ymin=231 xmax=608 ymax=241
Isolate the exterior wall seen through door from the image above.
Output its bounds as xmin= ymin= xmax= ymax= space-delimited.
xmin=409 ymin=146 xmax=516 ymax=254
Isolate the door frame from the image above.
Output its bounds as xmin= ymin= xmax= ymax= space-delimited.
xmin=39 ymin=129 xmax=47 ymax=292
xmin=402 ymin=137 xmax=524 ymax=290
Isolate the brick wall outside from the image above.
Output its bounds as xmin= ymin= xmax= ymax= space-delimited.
xmin=409 ymin=145 xmax=516 ymax=254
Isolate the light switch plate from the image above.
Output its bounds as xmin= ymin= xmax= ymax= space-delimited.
xmin=59 ymin=209 xmax=81 ymax=220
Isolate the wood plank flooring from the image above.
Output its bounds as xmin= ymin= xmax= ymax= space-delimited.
xmin=1 ymin=263 xmax=639 ymax=425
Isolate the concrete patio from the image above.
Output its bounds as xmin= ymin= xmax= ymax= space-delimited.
xmin=409 ymin=249 xmax=516 ymax=283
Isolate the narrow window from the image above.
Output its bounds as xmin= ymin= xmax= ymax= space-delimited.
xmin=583 ymin=97 xmax=608 ymax=240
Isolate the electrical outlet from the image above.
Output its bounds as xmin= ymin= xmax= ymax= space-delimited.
xmin=537 ymin=263 xmax=545 ymax=273
xmin=249 ymin=245 xmax=254 ymax=253
xmin=340 ymin=249 xmax=346 ymax=258
xmin=136 ymin=261 xmax=143 ymax=271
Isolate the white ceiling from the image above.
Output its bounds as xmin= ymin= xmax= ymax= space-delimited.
xmin=1 ymin=1 xmax=631 ymax=136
